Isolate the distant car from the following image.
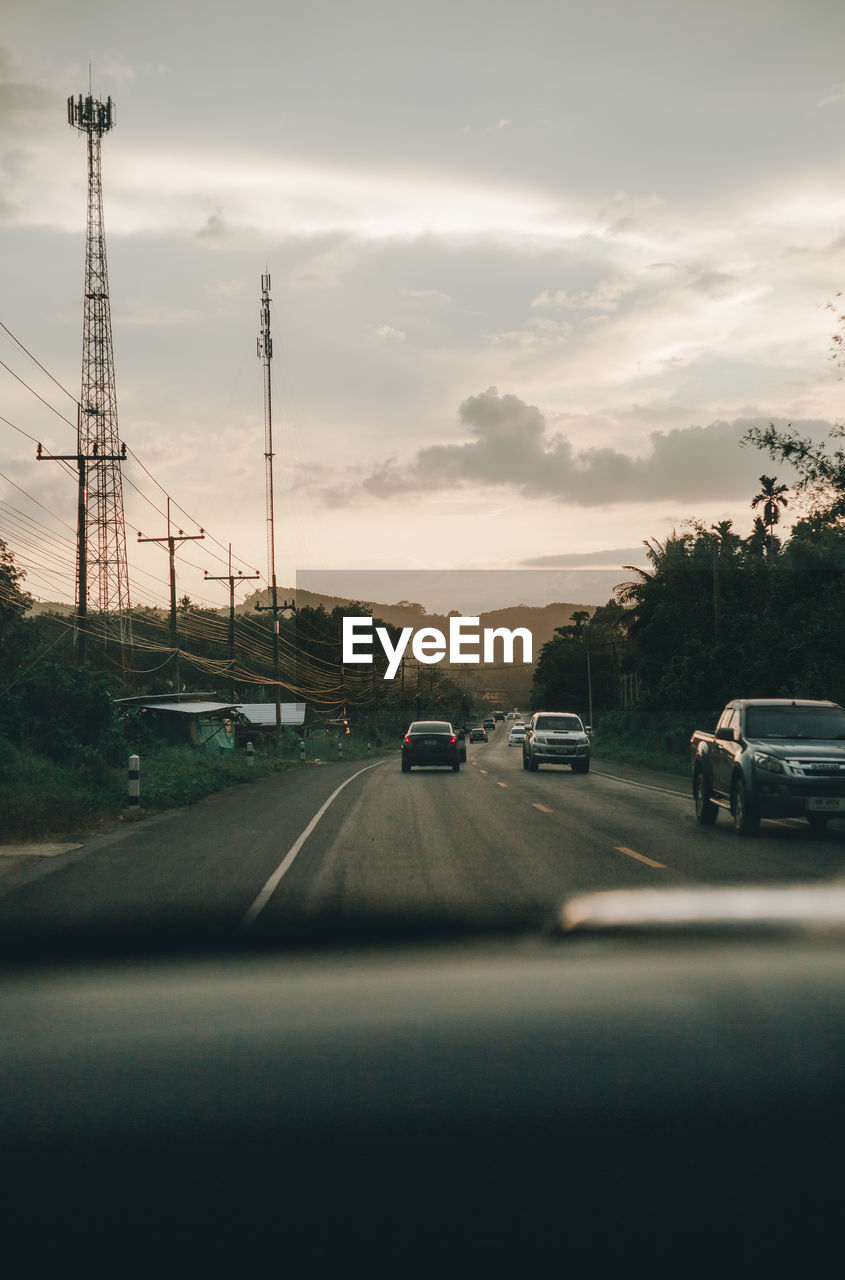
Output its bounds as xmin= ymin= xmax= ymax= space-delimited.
xmin=483 ymin=718 xmax=495 ymax=731
xmin=469 ymin=727 xmax=488 ymax=743
xmin=522 ymin=711 xmax=591 ymax=773
xmin=494 ymin=712 xmax=505 ymax=722
xmin=508 ymin=725 xmax=527 ymax=746
xmin=402 ymin=721 xmax=461 ymax=772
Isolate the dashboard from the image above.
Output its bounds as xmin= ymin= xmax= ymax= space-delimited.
xmin=3 ymin=922 xmax=845 ymax=1271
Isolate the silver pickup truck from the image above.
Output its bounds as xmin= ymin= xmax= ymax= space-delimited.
xmin=690 ymin=698 xmax=845 ymax=834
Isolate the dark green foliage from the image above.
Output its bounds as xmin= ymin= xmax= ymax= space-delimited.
xmin=590 ymin=708 xmax=699 ymax=776
xmin=531 ymin=600 xmax=627 ymax=723
xmin=0 ymin=537 xmax=34 ymax=682
xmin=533 ymin=472 xmax=845 ymax=765
xmin=6 ymin=662 xmax=128 ymax=764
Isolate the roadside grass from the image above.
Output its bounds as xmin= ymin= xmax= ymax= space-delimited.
xmin=0 ymin=743 xmax=125 ymax=841
xmin=0 ymin=734 xmax=390 ymax=842
xmin=591 ymin=709 xmax=699 ymax=777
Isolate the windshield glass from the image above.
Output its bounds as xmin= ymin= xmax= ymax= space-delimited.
xmin=745 ymin=707 xmax=845 ymax=740
xmin=535 ymin=716 xmax=584 ymax=732
xmin=2 ymin=10 xmax=845 ymax=957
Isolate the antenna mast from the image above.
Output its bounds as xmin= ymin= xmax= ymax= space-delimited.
xmin=255 ymin=273 xmax=286 ymax=734
xmin=258 ymin=273 xmax=276 ymax=592
xmin=67 ymin=89 xmax=132 ymax=651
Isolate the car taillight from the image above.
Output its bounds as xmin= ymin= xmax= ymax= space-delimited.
xmin=450 ymin=736 xmax=456 ymax=743
xmin=404 ymin=736 xmax=412 ymax=744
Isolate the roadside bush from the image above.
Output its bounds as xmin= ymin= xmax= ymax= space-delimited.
xmin=0 ymin=740 xmax=124 ymax=840
xmin=7 ymin=663 xmax=127 ymax=764
xmin=591 ymin=707 xmax=712 ymax=776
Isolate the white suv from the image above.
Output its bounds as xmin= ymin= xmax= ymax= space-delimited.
xmin=523 ymin=712 xmax=590 ymax=773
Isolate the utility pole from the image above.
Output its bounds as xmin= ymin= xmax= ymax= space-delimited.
xmin=585 ymin=644 xmax=593 ymax=730
xmin=254 ymin=272 xmax=294 ymax=734
xmin=68 ymin=88 xmax=131 ymax=652
xmin=137 ymin=497 xmax=204 ymax=693
xmin=37 ymin=437 xmax=126 ymax=666
xmin=205 ymin=545 xmax=259 ymax=700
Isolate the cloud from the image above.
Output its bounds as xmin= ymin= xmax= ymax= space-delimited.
xmin=520 ymin=548 xmax=649 ymax=568
xmin=818 ymin=82 xmax=845 ymax=108
xmin=366 ymin=324 xmax=406 ymax=344
xmin=197 ymin=210 xmax=229 ymax=240
xmin=531 ymin=278 xmax=634 ymax=312
xmin=0 ymin=66 xmax=52 ymax=125
xmin=400 ymin=288 xmax=452 ymax=305
xmin=357 ymin=388 xmax=825 ymax=507
xmin=116 ymin=300 xmax=202 ymax=326
xmin=485 ymin=317 xmax=573 ymax=348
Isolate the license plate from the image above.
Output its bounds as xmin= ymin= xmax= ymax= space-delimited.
xmin=807 ymin=798 xmax=845 ymax=811
xmin=423 ymin=738 xmax=437 ymax=746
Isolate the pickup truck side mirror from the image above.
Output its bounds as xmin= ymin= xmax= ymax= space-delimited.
xmin=715 ymin=726 xmax=736 ymax=742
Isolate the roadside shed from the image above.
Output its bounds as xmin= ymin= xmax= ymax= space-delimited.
xmin=236 ymin=703 xmax=306 ymax=729
xmin=233 ymin=702 xmax=306 ymax=746
xmin=116 ymin=695 xmax=238 ymax=754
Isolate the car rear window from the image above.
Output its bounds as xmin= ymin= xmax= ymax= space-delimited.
xmin=408 ymin=722 xmax=452 ymax=734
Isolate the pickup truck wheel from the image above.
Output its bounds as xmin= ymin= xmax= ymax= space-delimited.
xmin=529 ymin=754 xmax=539 ymax=772
xmin=731 ymin=776 xmax=760 ymax=836
xmin=522 ymin=752 xmax=529 ymax=770
xmin=693 ymin=771 xmax=718 ymax=824
xmin=572 ymin=758 xmax=590 ymax=775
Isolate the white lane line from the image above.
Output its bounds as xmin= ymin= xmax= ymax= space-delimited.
xmin=240 ymin=761 xmax=385 ymax=932
xmin=592 ymin=769 xmax=689 ymax=801
xmin=479 ymin=769 xmax=488 ymax=774
xmin=615 ymin=845 xmax=666 ymax=869
xmin=496 ymin=781 xmax=509 ymax=788
xmin=532 ymin=803 xmax=553 ymax=814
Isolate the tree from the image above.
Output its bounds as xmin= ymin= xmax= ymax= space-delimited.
xmin=745 ymin=516 xmax=769 ymax=560
xmin=751 ymin=475 xmax=789 ymax=553
xmin=532 ymin=602 xmax=625 ymax=721
xmin=0 ymin=539 xmax=33 ymax=684
xmin=743 ymin=423 xmax=845 ymax=523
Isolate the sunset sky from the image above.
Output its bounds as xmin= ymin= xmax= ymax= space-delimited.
xmin=3 ymin=0 xmax=845 ymax=612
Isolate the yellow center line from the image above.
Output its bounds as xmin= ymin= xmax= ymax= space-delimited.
xmin=532 ymin=803 xmax=553 ymax=813
xmin=496 ymin=781 xmax=508 ymax=788
xmin=479 ymin=769 xmax=488 ymax=774
xmin=615 ymin=845 xmax=665 ymax=869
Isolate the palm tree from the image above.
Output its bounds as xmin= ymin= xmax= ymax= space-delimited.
xmin=745 ymin=515 xmax=769 ymax=560
xmin=751 ymin=475 xmax=788 ymax=555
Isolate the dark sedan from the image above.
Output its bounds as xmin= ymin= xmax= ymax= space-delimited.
xmin=401 ymin=721 xmax=462 ymax=772
xmin=469 ymin=727 xmax=488 ymax=743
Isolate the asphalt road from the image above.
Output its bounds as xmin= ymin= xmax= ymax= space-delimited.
xmin=1 ymin=728 xmax=843 ymax=945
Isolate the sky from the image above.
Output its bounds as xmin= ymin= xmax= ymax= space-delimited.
xmin=2 ymin=0 xmax=845 ymax=613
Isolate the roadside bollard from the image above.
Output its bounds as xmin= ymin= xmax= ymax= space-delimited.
xmin=246 ymin=741 xmax=254 ymax=768
xmin=299 ymin=738 xmax=305 ymax=763
xmin=338 ymin=739 xmax=343 ymax=759
xmin=128 ymin=754 xmax=140 ymax=808
xmin=368 ymin=742 xmax=372 ymax=754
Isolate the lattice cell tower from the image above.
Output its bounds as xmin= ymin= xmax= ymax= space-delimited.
xmin=68 ymin=91 xmax=131 ymax=643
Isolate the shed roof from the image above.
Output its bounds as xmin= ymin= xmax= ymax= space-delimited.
xmin=237 ymin=702 xmax=306 ymax=726
xmin=115 ymin=693 xmax=220 ymax=707
xmin=131 ymin=701 xmax=238 ymax=717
